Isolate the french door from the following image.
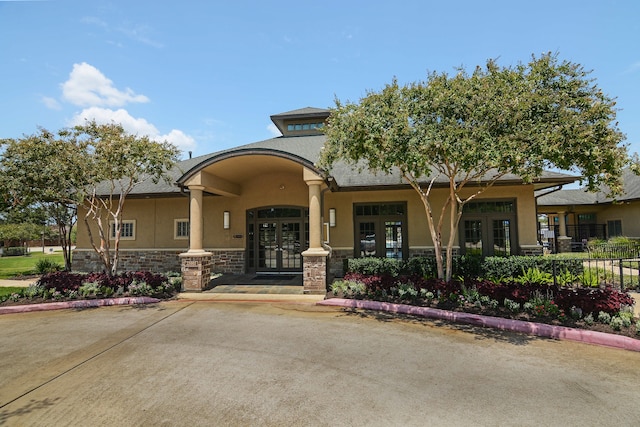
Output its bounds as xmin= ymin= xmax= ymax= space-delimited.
xmin=247 ymin=207 xmax=308 ymax=273
xmin=256 ymin=221 xmax=303 ymax=271
xmin=462 ymin=217 xmax=515 ymax=257
xmin=461 ymin=200 xmax=517 ymax=257
xmin=354 ymin=202 xmax=407 ymax=260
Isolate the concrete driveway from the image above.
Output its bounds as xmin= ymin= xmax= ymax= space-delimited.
xmin=1 ymin=300 xmax=639 ymax=426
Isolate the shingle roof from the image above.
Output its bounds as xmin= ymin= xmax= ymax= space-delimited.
xmin=110 ymin=107 xmax=580 ymax=196
xmin=536 ymin=169 xmax=640 ymax=206
xmin=536 ymin=189 xmax=598 ymax=206
xmin=270 ymin=107 xmax=330 ymax=118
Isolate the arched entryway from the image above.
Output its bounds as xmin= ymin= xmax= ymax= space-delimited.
xmin=246 ymin=206 xmax=309 ymax=273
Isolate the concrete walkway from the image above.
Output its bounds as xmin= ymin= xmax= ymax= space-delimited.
xmin=0 ymin=278 xmax=38 ymax=288
xmin=1 ymin=300 xmax=639 ymax=425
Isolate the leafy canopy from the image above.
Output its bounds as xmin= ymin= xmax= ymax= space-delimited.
xmin=319 ymin=53 xmax=627 ymax=193
xmin=319 ymin=53 xmax=628 ymax=281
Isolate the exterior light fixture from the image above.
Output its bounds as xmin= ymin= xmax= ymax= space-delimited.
xmin=329 ymin=208 xmax=336 ymax=227
xmin=223 ymin=211 xmax=230 ymax=229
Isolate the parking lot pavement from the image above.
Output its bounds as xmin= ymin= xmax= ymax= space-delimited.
xmin=1 ymin=300 xmax=640 ymax=426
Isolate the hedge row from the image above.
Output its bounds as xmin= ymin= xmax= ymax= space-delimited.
xmin=346 ymin=256 xmax=583 ymax=280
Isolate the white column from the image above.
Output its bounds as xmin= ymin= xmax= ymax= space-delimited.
xmin=308 ymin=179 xmax=323 ymax=250
xmin=557 ymin=211 xmax=567 ymax=238
xmin=188 ymin=186 xmax=205 ymax=253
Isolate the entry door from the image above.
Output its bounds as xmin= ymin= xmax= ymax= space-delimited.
xmin=357 ymin=220 xmax=404 ymax=259
xmin=462 ymin=218 xmax=514 ymax=257
xmin=257 ymin=221 xmax=303 ymax=271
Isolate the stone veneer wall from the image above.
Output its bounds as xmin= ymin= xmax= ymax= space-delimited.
xmin=303 ymin=255 xmax=327 ymax=294
xmin=180 ymin=253 xmax=212 ymax=292
xmin=72 ymin=249 xmax=246 ymax=274
xmin=328 ymin=249 xmax=352 ymax=278
xmin=520 ymin=245 xmax=544 ymax=256
xmin=72 ymin=249 xmax=183 ymax=273
xmin=210 ymin=250 xmax=245 ymax=274
xmin=408 ymin=247 xmax=460 ymax=257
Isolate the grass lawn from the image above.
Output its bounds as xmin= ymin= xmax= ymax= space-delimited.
xmin=0 ymin=252 xmax=65 ymax=279
xmin=0 ymin=287 xmax=25 ymax=298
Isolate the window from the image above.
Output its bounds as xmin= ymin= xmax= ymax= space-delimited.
xmin=460 ymin=200 xmax=516 ymax=257
xmin=286 ymin=122 xmax=324 ymax=132
xmin=607 ymin=220 xmax=622 ymax=237
xmin=578 ymin=213 xmax=596 ymax=224
xmin=110 ymin=220 xmax=136 ymax=240
xmin=354 ymin=202 xmax=407 ymax=259
xmin=175 ymin=219 xmax=189 ymax=239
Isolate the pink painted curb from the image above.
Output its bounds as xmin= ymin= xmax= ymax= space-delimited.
xmin=0 ymin=297 xmax=161 ymax=315
xmin=317 ymin=298 xmax=640 ymax=352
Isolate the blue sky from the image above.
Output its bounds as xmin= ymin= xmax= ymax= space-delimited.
xmin=1 ymin=0 xmax=639 ymax=161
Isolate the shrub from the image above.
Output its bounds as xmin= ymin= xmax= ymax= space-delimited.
xmin=514 ymin=267 xmax=553 ymax=285
xmin=2 ymin=246 xmax=29 ymax=257
xmin=397 ymin=281 xmax=418 ymax=300
xmin=610 ymin=316 xmax=624 ymax=331
xmin=23 ymin=284 xmax=45 ymax=299
xmin=554 ymin=286 xmax=635 ymax=316
xmin=480 ymin=256 xmax=583 ymax=282
xmin=35 ymin=258 xmax=62 ymax=274
xmin=38 ymin=272 xmax=86 ymax=292
xmin=583 ymin=313 xmax=594 ymax=325
xmin=79 ymin=281 xmax=101 ymax=297
xmin=346 ymin=257 xmax=402 ymax=276
xmin=597 ymin=311 xmax=611 ymax=324
xmin=579 ymin=269 xmax=600 ymax=287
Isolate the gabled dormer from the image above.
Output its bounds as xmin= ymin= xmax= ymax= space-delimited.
xmin=270 ymin=107 xmax=330 ymax=137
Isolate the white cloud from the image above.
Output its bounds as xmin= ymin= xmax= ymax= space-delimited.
xmin=61 ymin=62 xmax=149 ymax=107
xmin=117 ymin=24 xmax=163 ymax=49
xmin=623 ymin=61 xmax=640 ymax=75
xmin=41 ymin=96 xmax=62 ymax=110
xmin=267 ymin=123 xmax=282 ymax=137
xmin=69 ymin=107 xmax=196 ymax=153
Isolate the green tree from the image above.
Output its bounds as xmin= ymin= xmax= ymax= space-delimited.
xmin=0 ymin=223 xmax=42 ymax=245
xmin=319 ymin=53 xmax=628 ymax=281
xmin=0 ymin=129 xmax=87 ymax=269
xmin=1 ymin=122 xmax=179 ymax=275
xmin=74 ymin=121 xmax=180 ymax=275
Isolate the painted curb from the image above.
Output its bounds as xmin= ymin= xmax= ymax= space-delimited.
xmin=0 ymin=297 xmax=161 ymax=315
xmin=317 ymin=298 xmax=640 ymax=352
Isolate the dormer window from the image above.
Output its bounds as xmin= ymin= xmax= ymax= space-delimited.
xmin=270 ymin=107 xmax=330 ymax=137
xmin=286 ymin=123 xmax=324 ymax=132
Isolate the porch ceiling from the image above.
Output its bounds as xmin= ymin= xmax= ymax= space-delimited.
xmin=186 ymin=155 xmax=306 ymax=196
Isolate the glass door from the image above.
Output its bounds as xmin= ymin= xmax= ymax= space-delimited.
xmin=280 ymin=221 xmax=302 ymax=270
xmin=255 ymin=220 xmax=304 ymax=272
xmin=258 ymin=222 xmax=278 ymax=269
xmin=247 ymin=206 xmax=308 ymax=273
xmin=461 ymin=217 xmax=514 ymax=257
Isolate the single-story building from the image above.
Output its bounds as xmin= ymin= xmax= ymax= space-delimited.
xmin=73 ymin=107 xmax=577 ymax=293
xmin=537 ymin=168 xmax=640 ymax=251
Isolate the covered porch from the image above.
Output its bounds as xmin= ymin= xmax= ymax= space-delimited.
xmin=177 ymin=151 xmax=330 ymax=294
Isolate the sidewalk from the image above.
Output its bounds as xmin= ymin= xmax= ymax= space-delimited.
xmin=0 ymin=278 xmax=38 ymax=288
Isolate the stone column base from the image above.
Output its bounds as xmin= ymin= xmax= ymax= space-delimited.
xmin=302 ymin=249 xmax=329 ymax=295
xmin=180 ymin=252 xmax=213 ymax=292
xmin=557 ymin=236 xmax=573 ymax=253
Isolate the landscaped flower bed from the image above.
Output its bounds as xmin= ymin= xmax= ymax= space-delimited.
xmin=0 ymin=271 xmax=182 ymax=306
xmin=329 ymin=269 xmax=640 ymax=339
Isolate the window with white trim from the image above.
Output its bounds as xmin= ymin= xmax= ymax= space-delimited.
xmin=175 ymin=219 xmax=190 ymax=239
xmin=110 ymin=220 xmax=136 ymax=240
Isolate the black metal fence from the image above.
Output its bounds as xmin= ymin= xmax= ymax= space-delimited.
xmin=551 ymin=224 xmax=607 ymax=252
xmin=549 ymin=257 xmax=640 ymax=291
